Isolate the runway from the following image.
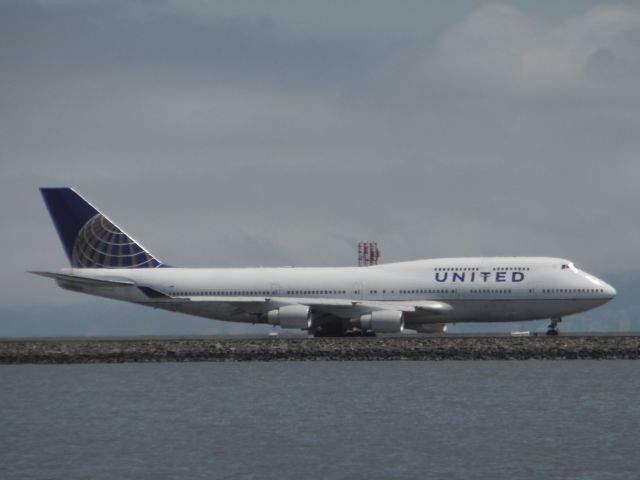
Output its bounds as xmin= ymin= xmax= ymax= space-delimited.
xmin=1 ymin=335 xmax=639 ymax=363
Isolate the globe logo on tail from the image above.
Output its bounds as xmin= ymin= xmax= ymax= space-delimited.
xmin=71 ymin=214 xmax=162 ymax=268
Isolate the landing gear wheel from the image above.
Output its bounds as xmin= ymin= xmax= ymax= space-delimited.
xmin=312 ymin=323 xmax=349 ymax=337
xmin=546 ymin=317 xmax=562 ymax=336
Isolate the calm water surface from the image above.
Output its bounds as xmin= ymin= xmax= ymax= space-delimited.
xmin=1 ymin=361 xmax=639 ymax=480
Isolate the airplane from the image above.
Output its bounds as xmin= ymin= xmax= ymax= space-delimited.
xmin=32 ymin=188 xmax=616 ymax=336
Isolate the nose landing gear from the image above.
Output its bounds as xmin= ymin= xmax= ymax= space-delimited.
xmin=546 ymin=317 xmax=562 ymax=336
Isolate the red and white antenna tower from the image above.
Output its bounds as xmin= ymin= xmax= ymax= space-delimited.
xmin=358 ymin=241 xmax=381 ymax=266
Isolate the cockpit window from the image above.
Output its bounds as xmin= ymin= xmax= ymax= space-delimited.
xmin=561 ymin=264 xmax=569 ymax=269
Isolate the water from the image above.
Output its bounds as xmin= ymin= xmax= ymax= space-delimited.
xmin=1 ymin=361 xmax=639 ymax=480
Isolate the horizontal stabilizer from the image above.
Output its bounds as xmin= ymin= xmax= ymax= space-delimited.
xmin=29 ymin=271 xmax=135 ymax=287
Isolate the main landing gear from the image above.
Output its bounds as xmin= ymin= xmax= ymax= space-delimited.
xmin=309 ymin=325 xmax=376 ymax=337
xmin=546 ymin=317 xmax=562 ymax=336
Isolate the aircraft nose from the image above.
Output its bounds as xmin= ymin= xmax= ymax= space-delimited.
xmin=582 ymin=271 xmax=616 ymax=301
xmin=595 ymin=278 xmax=617 ymax=301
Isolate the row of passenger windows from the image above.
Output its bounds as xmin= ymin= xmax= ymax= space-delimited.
xmin=176 ymin=291 xmax=272 ymax=297
xmin=366 ymin=289 xmax=449 ymax=294
xmin=399 ymin=289 xmax=449 ymax=294
xmin=543 ymin=288 xmax=604 ymax=294
xmin=434 ymin=266 xmax=531 ymax=272
xmin=287 ymin=290 xmax=347 ymax=295
xmin=434 ymin=267 xmax=480 ymax=271
xmin=174 ymin=288 xmax=603 ymax=298
xmin=470 ymin=289 xmax=512 ymax=294
xmin=175 ymin=289 xmax=458 ymax=297
xmin=175 ymin=290 xmax=351 ymax=297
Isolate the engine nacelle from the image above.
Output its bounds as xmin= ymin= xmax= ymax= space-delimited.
xmin=415 ymin=323 xmax=448 ymax=334
xmin=267 ymin=305 xmax=312 ymax=329
xmin=359 ymin=310 xmax=404 ymax=334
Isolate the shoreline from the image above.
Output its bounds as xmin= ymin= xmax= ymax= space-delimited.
xmin=1 ymin=336 xmax=639 ymax=363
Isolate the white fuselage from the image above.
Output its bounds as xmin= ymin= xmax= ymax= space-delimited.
xmin=56 ymin=256 xmax=616 ymax=330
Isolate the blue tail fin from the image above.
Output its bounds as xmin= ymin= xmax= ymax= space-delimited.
xmin=40 ymin=188 xmax=164 ymax=268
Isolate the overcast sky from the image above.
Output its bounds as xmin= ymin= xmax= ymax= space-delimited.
xmin=1 ymin=0 xmax=638 ymax=336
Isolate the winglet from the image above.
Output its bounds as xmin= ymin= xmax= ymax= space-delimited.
xmin=40 ymin=188 xmax=165 ymax=268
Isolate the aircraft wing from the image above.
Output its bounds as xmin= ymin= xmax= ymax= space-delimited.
xmin=172 ymin=294 xmax=452 ymax=318
xmin=304 ymin=299 xmax=453 ymax=319
xmin=413 ymin=301 xmax=454 ymax=313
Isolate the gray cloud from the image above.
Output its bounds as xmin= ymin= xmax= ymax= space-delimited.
xmin=428 ymin=4 xmax=640 ymax=95
xmin=1 ymin=1 xmax=637 ymax=335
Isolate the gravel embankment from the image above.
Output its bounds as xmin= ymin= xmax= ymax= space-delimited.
xmin=1 ymin=336 xmax=639 ymax=363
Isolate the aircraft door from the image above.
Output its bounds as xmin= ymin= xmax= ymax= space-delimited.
xmin=352 ymin=282 xmax=363 ymax=300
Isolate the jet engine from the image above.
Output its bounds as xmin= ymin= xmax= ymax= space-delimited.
xmin=415 ymin=323 xmax=448 ymax=334
xmin=359 ymin=310 xmax=404 ymax=333
xmin=267 ymin=305 xmax=312 ymax=329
